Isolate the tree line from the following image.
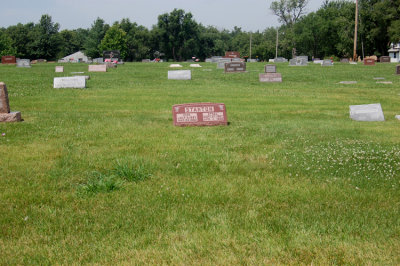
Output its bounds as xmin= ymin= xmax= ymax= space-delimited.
xmin=0 ymin=0 xmax=399 ymax=62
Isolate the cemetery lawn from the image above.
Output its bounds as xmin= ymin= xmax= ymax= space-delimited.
xmin=1 ymin=62 xmax=400 ymax=264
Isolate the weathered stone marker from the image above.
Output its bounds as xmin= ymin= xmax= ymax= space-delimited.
xmin=396 ymin=65 xmax=400 ymax=75
xmin=16 ymin=59 xmax=31 ymax=68
xmin=265 ymin=65 xmax=276 ymax=73
xmin=88 ymin=65 xmax=107 ymax=72
xmin=340 ymin=58 xmax=349 ymax=63
xmin=0 ymin=82 xmax=22 ymax=122
xmin=349 ymin=103 xmax=385 ymax=121
xmin=1 ymin=56 xmax=16 ymax=64
xmin=322 ymin=59 xmax=333 ymax=66
xmin=55 ymin=66 xmax=64 ymax=72
xmin=380 ymin=56 xmax=390 ymax=63
xmin=225 ymin=51 xmax=240 ymax=58
xmin=190 ymin=64 xmax=202 ymax=68
xmin=141 ymin=59 xmax=151 ymax=63
xmin=172 ymin=103 xmax=228 ymax=126
xmin=53 ymin=76 xmax=86 ymax=89
xmin=364 ymin=58 xmax=375 ymax=65
xmin=224 ymin=62 xmax=246 ymax=72
xmin=274 ymin=57 xmax=287 ymax=63
xmin=259 ymin=73 xmax=282 ymax=82
xmin=289 ymin=58 xmax=307 ymax=66
xmin=169 ymin=64 xmax=182 ymax=68
xmin=168 ymin=70 xmax=191 ymax=80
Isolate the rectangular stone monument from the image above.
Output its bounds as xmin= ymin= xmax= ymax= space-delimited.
xmin=313 ymin=60 xmax=323 ymax=64
xmin=55 ymin=66 xmax=64 ymax=72
xmin=340 ymin=58 xmax=349 ymax=63
xmin=168 ymin=70 xmax=191 ymax=80
xmin=380 ymin=56 xmax=390 ymax=63
xmin=265 ymin=65 xmax=276 ymax=73
xmin=322 ymin=59 xmax=333 ymax=66
xmin=211 ymin=56 xmax=222 ymax=63
xmin=397 ymin=65 xmax=400 ymax=75
xmin=103 ymin=50 xmax=120 ymax=61
xmin=224 ymin=62 xmax=246 ymax=72
xmin=172 ymin=103 xmax=228 ymax=126
xmin=141 ymin=59 xmax=151 ymax=63
xmin=225 ymin=51 xmax=240 ymax=58
xmin=349 ymin=103 xmax=385 ymax=121
xmin=247 ymin=59 xmax=257 ymax=62
xmin=232 ymin=58 xmax=242 ymax=62
xmin=53 ymin=76 xmax=86 ymax=89
xmin=16 ymin=59 xmax=31 ymax=68
xmin=259 ymin=73 xmax=282 ymax=82
xmin=205 ymin=58 xmax=212 ymax=63
xmin=93 ymin=58 xmax=104 ymax=63
xmin=0 ymin=82 xmax=22 ymax=122
xmin=296 ymin=56 xmax=308 ymax=62
xmin=364 ymin=58 xmax=375 ymax=65
xmin=274 ymin=57 xmax=287 ymax=63
xmin=1 ymin=56 xmax=16 ymax=64
xmin=88 ymin=65 xmax=107 ymax=72
xmin=289 ymin=58 xmax=307 ymax=66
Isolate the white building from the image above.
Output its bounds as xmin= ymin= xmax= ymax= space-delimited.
xmin=388 ymin=43 xmax=400 ymax=63
xmin=58 ymin=51 xmax=89 ymax=63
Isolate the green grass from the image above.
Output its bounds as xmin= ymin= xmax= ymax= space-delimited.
xmin=0 ymin=61 xmax=399 ymax=264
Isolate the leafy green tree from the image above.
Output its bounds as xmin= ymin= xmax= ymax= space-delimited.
xmin=6 ymin=23 xmax=35 ymax=58
xmin=157 ymin=9 xmax=200 ymax=61
xmin=58 ymin=28 xmax=88 ymax=58
xmin=99 ymin=24 xmax=128 ymax=59
xmin=118 ymin=18 xmax=152 ymax=61
xmin=28 ymin=14 xmax=61 ymax=60
xmin=0 ymin=30 xmax=17 ymax=56
xmin=270 ymin=0 xmax=309 ymax=26
xmin=84 ymin=18 xmax=109 ymax=59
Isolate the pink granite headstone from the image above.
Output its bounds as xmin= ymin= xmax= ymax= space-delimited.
xmin=55 ymin=66 xmax=64 ymax=72
xmin=172 ymin=103 xmax=228 ymax=126
xmin=0 ymin=82 xmax=21 ymax=122
xmin=259 ymin=73 xmax=282 ymax=82
xmin=364 ymin=58 xmax=375 ymax=65
xmin=88 ymin=65 xmax=107 ymax=72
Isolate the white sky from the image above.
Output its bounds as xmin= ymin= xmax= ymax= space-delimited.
xmin=0 ymin=0 xmax=324 ymax=31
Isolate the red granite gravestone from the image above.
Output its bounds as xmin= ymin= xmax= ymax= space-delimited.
xmin=224 ymin=62 xmax=246 ymax=73
xmin=379 ymin=56 xmax=390 ymax=63
xmin=1 ymin=56 xmax=16 ymax=64
xmin=364 ymin=58 xmax=375 ymax=65
xmin=396 ymin=65 xmax=400 ymax=75
xmin=224 ymin=51 xmax=240 ymax=58
xmin=259 ymin=73 xmax=282 ymax=82
xmin=0 ymin=82 xmax=21 ymax=122
xmin=172 ymin=103 xmax=228 ymax=126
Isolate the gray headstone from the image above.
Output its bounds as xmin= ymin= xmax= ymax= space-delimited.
xmin=211 ymin=56 xmax=222 ymax=63
xmin=141 ymin=59 xmax=151 ymax=63
xmin=339 ymin=81 xmax=357 ymax=84
xmin=296 ymin=56 xmax=308 ymax=62
xmin=54 ymin=76 xmax=86 ymax=89
xmin=55 ymin=66 xmax=64 ymax=72
xmin=289 ymin=58 xmax=308 ymax=66
xmin=93 ymin=58 xmax=104 ymax=63
xmin=322 ymin=59 xmax=333 ymax=66
xmin=247 ymin=59 xmax=257 ymax=62
xmin=168 ymin=70 xmax=191 ymax=80
xmin=265 ymin=65 xmax=276 ymax=73
xmin=340 ymin=58 xmax=349 ymax=63
xmin=205 ymin=58 xmax=212 ymax=63
xmin=274 ymin=57 xmax=287 ymax=63
xmin=349 ymin=103 xmax=385 ymax=122
xmin=16 ymin=59 xmax=31 ymax=68
xmin=313 ymin=60 xmax=323 ymax=64
xmin=217 ymin=62 xmax=227 ymax=69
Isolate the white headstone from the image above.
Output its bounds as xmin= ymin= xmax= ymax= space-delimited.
xmin=349 ymin=103 xmax=385 ymax=121
xmin=54 ymin=76 xmax=86 ymax=89
xmin=168 ymin=70 xmax=191 ymax=80
xmin=55 ymin=66 xmax=64 ymax=72
xmin=169 ymin=64 xmax=182 ymax=68
xmin=190 ymin=64 xmax=202 ymax=68
xmin=16 ymin=59 xmax=31 ymax=68
xmin=88 ymin=65 xmax=107 ymax=72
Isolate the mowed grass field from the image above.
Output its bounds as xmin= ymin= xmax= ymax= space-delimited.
xmin=0 ymin=61 xmax=399 ymax=264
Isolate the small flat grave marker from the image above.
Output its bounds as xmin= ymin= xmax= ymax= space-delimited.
xmin=373 ymin=77 xmax=385 ymax=80
xmin=168 ymin=70 xmax=191 ymax=80
xmin=16 ymin=59 xmax=31 ymax=68
xmin=190 ymin=64 xmax=202 ymax=68
xmin=224 ymin=62 xmax=246 ymax=73
xmin=350 ymin=103 xmax=385 ymax=121
xmin=376 ymin=81 xmax=392 ymax=84
xmin=265 ymin=65 xmax=276 ymax=73
xmin=172 ymin=103 xmax=228 ymax=126
xmin=71 ymin=72 xmax=85 ymax=74
xmin=350 ymin=62 xmax=357 ymax=65
xmin=169 ymin=64 xmax=182 ymax=68
xmin=88 ymin=65 xmax=107 ymax=72
xmin=259 ymin=73 xmax=282 ymax=82
xmin=55 ymin=66 xmax=64 ymax=73
xmin=0 ymin=82 xmax=22 ymax=122
xmin=54 ymin=76 xmax=86 ymax=89
xmin=339 ymin=81 xmax=357 ymax=84
xmin=364 ymin=58 xmax=375 ymax=65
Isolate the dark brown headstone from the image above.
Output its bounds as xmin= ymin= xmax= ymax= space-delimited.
xmin=1 ymin=56 xmax=16 ymax=64
xmin=265 ymin=65 xmax=277 ymax=73
xmin=380 ymin=56 xmax=390 ymax=63
xmin=364 ymin=58 xmax=375 ymax=66
xmin=224 ymin=62 xmax=246 ymax=73
xmin=172 ymin=103 xmax=228 ymax=127
xmin=259 ymin=73 xmax=282 ymax=82
xmin=0 ymin=82 xmax=10 ymax=113
xmin=224 ymin=51 xmax=240 ymax=58
xmin=340 ymin=58 xmax=349 ymax=63
xmin=396 ymin=65 xmax=400 ymax=75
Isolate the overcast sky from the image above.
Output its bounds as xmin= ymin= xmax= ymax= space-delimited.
xmin=1 ymin=0 xmax=324 ymax=32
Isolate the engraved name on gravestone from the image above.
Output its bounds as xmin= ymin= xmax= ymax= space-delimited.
xmin=259 ymin=73 xmax=282 ymax=82
xmin=53 ymin=76 xmax=86 ymax=89
xmin=380 ymin=56 xmax=390 ymax=63
xmin=103 ymin=50 xmax=120 ymax=61
xmin=16 ymin=59 xmax=31 ymax=68
xmin=364 ymin=58 xmax=375 ymax=65
xmin=168 ymin=70 xmax=191 ymax=80
xmin=216 ymin=58 xmax=231 ymax=69
xmin=322 ymin=59 xmax=333 ymax=66
xmin=88 ymin=65 xmax=107 ymax=72
xmin=1 ymin=56 xmax=16 ymax=64
xmin=225 ymin=51 xmax=240 ymax=58
xmin=0 ymin=82 xmax=22 ymax=122
xmin=349 ymin=103 xmax=385 ymax=121
xmin=296 ymin=56 xmax=308 ymax=61
xmin=55 ymin=66 xmax=64 ymax=72
xmin=340 ymin=58 xmax=349 ymax=63
xmin=224 ymin=62 xmax=246 ymax=73
xmin=265 ymin=65 xmax=276 ymax=73
xmin=397 ymin=65 xmax=400 ymax=75
xmin=172 ymin=103 xmax=228 ymax=126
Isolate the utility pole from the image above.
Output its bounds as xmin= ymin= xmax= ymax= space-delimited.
xmin=275 ymin=28 xmax=279 ymax=58
xmin=249 ymin=32 xmax=252 ymax=60
xmin=353 ymin=0 xmax=358 ymax=61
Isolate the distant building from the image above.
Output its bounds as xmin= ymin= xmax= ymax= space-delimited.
xmin=58 ymin=51 xmax=89 ymax=63
xmin=388 ymin=43 xmax=400 ymax=63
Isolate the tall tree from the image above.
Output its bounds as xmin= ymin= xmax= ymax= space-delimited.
xmin=0 ymin=30 xmax=17 ymax=56
xmin=84 ymin=18 xmax=109 ymax=59
xmin=29 ymin=14 xmax=61 ymax=60
xmin=99 ymin=24 xmax=128 ymax=59
xmin=6 ymin=23 xmax=35 ymax=58
xmin=270 ymin=0 xmax=309 ymax=26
